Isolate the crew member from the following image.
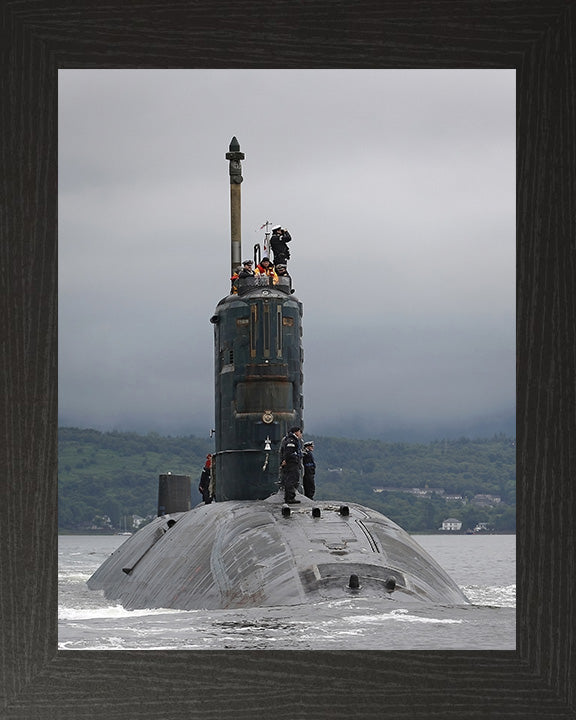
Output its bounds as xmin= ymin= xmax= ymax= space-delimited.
xmin=255 ymin=256 xmax=277 ymax=279
xmin=279 ymin=426 xmax=303 ymax=504
xmin=230 ymin=267 xmax=241 ymax=295
xmin=198 ymin=454 xmax=212 ymax=504
xmin=275 ymin=263 xmax=290 ymax=278
xmin=275 ymin=264 xmax=295 ymax=293
xmin=302 ymin=441 xmax=316 ymax=499
xmin=238 ymin=259 xmax=255 ymax=278
xmin=270 ymin=226 xmax=292 ymax=266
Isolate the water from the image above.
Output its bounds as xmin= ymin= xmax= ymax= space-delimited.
xmin=59 ymin=533 xmax=515 ymax=650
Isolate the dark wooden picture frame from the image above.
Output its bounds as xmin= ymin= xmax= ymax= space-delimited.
xmin=1 ymin=1 xmax=574 ymax=717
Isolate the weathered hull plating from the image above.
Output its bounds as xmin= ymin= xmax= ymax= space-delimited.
xmin=87 ymin=492 xmax=467 ymax=609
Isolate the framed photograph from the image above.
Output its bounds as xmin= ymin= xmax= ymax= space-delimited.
xmin=2 ymin=2 xmax=574 ymax=717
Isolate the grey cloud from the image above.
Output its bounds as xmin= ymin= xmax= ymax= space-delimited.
xmin=58 ymin=69 xmax=515 ymax=440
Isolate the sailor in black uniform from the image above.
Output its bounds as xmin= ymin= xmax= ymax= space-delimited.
xmin=198 ymin=455 xmax=212 ymax=504
xmin=279 ymin=426 xmax=303 ymax=504
xmin=270 ymin=226 xmax=292 ymax=266
xmin=302 ymin=441 xmax=316 ymax=499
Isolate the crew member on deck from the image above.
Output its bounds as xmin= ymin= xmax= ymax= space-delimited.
xmin=302 ymin=441 xmax=316 ymax=499
xmin=198 ymin=455 xmax=213 ymax=504
xmin=279 ymin=427 xmax=303 ymax=504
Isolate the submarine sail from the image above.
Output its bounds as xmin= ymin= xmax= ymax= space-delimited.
xmin=211 ymin=137 xmax=302 ymax=501
xmin=87 ymin=138 xmax=468 ymax=610
xmin=210 ymin=278 xmax=303 ymax=501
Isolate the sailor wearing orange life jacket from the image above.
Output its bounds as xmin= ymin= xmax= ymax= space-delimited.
xmin=230 ymin=266 xmax=241 ymax=294
xmin=255 ymin=256 xmax=278 ymax=283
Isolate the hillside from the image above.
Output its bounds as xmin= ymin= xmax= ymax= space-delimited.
xmin=58 ymin=427 xmax=516 ymax=533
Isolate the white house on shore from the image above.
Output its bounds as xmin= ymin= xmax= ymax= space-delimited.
xmin=440 ymin=518 xmax=462 ymax=531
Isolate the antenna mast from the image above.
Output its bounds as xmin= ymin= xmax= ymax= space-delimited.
xmin=225 ymin=136 xmax=245 ymax=275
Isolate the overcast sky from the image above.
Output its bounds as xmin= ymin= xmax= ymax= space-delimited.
xmin=58 ymin=69 xmax=515 ymax=441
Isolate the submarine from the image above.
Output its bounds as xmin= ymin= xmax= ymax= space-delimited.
xmin=87 ymin=138 xmax=468 ymax=610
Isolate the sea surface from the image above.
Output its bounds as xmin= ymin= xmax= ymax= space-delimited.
xmin=59 ymin=533 xmax=515 ymax=650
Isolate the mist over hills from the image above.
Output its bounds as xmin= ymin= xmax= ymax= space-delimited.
xmin=304 ymin=411 xmax=516 ymax=444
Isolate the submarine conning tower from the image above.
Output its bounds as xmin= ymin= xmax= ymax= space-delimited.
xmin=209 ymin=138 xmax=304 ymax=502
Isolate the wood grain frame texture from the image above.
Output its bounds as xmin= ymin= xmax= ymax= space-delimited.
xmin=1 ymin=0 xmax=574 ymax=718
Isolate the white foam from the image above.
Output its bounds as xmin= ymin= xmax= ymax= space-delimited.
xmin=59 ymin=573 xmax=92 ymax=583
xmin=347 ymin=609 xmax=463 ymax=625
xmin=319 ymin=608 xmax=463 ymax=626
xmin=59 ymin=605 xmax=184 ymax=620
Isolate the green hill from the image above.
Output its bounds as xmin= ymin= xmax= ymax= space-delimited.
xmin=58 ymin=427 xmax=516 ymax=533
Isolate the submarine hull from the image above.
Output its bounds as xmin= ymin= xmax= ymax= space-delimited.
xmin=87 ymin=492 xmax=467 ymax=609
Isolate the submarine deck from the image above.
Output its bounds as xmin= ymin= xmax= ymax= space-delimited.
xmin=87 ymin=491 xmax=468 ymax=610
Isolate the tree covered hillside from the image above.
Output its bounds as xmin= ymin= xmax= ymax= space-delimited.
xmin=58 ymin=427 xmax=515 ymax=533
xmin=58 ymin=428 xmax=211 ymax=531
